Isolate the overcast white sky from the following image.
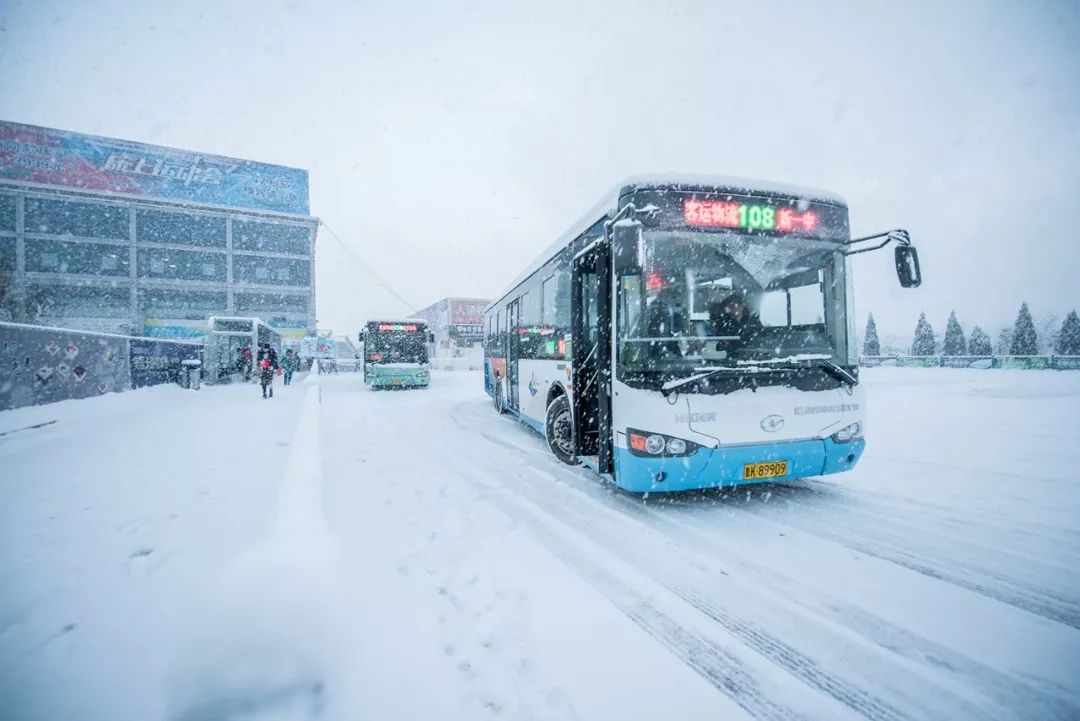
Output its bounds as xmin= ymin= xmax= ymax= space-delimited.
xmin=1 ymin=0 xmax=1078 ymax=341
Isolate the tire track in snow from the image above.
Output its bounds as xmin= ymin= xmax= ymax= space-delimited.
xmin=449 ymin=400 xmax=1080 ymax=720
xmin=633 ymin=504 xmax=1080 ymax=720
xmin=452 ymin=409 xmax=992 ymax=721
xmin=734 ymin=490 xmax=1080 ymax=631
xmin=763 ymin=481 xmax=1080 ymax=581
xmin=476 ymin=485 xmax=810 ymax=721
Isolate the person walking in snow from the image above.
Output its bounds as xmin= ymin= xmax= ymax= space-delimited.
xmin=281 ymin=348 xmax=298 ymax=386
xmin=256 ymin=343 xmax=279 ymax=398
xmin=237 ymin=343 xmax=253 ymax=381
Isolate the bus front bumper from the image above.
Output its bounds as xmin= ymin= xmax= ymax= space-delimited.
xmin=366 ymin=366 xmax=430 ymax=388
xmin=613 ymin=437 xmax=865 ymax=493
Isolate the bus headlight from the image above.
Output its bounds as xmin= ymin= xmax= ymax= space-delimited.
xmin=832 ymin=422 xmax=863 ymax=443
xmin=666 ymin=437 xmax=688 ymax=455
xmin=628 ymin=429 xmax=699 ymax=457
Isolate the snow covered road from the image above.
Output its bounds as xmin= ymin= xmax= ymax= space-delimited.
xmin=2 ymin=368 xmax=1079 ymax=720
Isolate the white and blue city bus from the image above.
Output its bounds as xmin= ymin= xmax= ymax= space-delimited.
xmin=484 ymin=176 xmax=921 ymax=493
xmin=359 ymin=319 xmax=434 ymax=389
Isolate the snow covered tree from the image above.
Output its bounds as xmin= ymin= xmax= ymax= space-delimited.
xmin=910 ymin=313 xmax=936 ymax=356
xmin=1057 ymin=310 xmax=1080 ymax=355
xmin=942 ymin=311 xmax=966 ymax=356
xmin=862 ymin=314 xmax=880 ymax=356
xmin=996 ymin=328 xmax=1013 ymax=355
xmin=1036 ymin=313 xmax=1060 ymax=355
xmin=968 ymin=326 xmax=993 ymax=356
xmin=1010 ymin=302 xmax=1038 ymax=355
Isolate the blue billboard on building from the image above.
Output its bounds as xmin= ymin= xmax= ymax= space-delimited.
xmin=0 ymin=120 xmax=309 ymax=215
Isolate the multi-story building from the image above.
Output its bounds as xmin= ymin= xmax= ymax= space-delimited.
xmin=0 ymin=120 xmax=316 ymax=338
xmin=413 ymin=297 xmax=489 ymax=356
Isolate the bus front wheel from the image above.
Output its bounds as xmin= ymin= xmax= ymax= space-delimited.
xmin=494 ymin=377 xmax=506 ymax=414
xmin=545 ymin=395 xmax=577 ymax=464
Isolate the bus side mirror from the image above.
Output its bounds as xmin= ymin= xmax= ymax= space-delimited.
xmin=895 ymin=246 xmax=922 ymax=288
xmin=428 ymin=332 xmax=435 ymax=343
xmin=612 ymin=220 xmax=642 ymax=275
xmin=358 ymin=332 xmax=364 ymax=343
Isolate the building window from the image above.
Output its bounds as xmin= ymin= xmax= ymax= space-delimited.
xmin=25 ymin=197 xmax=128 ymax=239
xmin=0 ymin=194 xmax=15 ymax=233
xmin=0 ymin=241 xmax=15 ymax=273
xmin=235 ymin=292 xmax=308 ymax=313
xmin=136 ymin=209 xmax=226 ymax=248
xmin=137 ymin=247 xmax=227 ymax=282
xmin=26 ymin=239 xmax=129 ymax=276
xmin=26 ymin=284 xmax=131 ymax=319
xmin=233 ymin=254 xmax=310 ymax=286
xmin=233 ymin=220 xmax=310 ymax=255
xmin=138 ymin=288 xmax=226 ymax=315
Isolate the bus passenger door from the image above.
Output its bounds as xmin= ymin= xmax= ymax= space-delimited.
xmin=507 ymin=298 xmax=521 ymax=411
xmin=572 ymin=242 xmax=613 ymax=473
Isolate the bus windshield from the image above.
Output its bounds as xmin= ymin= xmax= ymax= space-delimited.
xmin=366 ymin=327 xmax=429 ymax=364
xmin=617 ymin=230 xmax=851 ymax=379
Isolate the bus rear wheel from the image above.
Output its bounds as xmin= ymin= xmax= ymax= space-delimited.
xmin=546 ymin=395 xmax=577 ymax=464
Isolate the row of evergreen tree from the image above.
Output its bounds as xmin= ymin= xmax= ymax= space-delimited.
xmin=862 ymin=305 xmax=1080 ymax=357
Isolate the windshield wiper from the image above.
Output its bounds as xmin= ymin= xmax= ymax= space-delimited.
xmin=814 ymin=359 xmax=857 ymax=386
xmin=767 ymin=358 xmax=857 ymax=386
xmin=659 ymin=365 xmax=779 ymax=397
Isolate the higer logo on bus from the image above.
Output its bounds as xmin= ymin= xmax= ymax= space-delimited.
xmin=675 ymin=412 xmax=716 ymax=424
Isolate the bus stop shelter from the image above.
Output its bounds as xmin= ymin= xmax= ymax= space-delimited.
xmin=205 ymin=316 xmax=283 ymax=383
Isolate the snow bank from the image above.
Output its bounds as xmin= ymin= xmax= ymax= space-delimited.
xmin=166 ymin=385 xmax=347 ymax=721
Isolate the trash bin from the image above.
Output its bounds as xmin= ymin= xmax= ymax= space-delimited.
xmin=181 ymin=359 xmax=202 ymax=390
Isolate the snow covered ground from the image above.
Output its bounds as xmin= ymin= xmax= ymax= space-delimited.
xmin=2 ymin=368 xmax=1079 ymax=720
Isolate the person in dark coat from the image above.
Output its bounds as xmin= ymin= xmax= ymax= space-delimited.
xmin=256 ymin=343 xmax=280 ymax=398
xmin=281 ymin=349 xmax=298 ymax=386
xmin=710 ymin=292 xmax=764 ymax=344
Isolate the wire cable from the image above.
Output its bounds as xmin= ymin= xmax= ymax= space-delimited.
xmin=317 ymin=219 xmax=418 ymax=314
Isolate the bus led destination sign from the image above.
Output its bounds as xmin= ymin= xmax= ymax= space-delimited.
xmin=684 ymin=199 xmax=819 ymax=233
xmin=377 ymin=323 xmax=419 ymax=332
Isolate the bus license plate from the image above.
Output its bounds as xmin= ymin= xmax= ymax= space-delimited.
xmin=391 ymin=379 xmax=403 ymax=385
xmin=742 ymin=461 xmax=788 ymax=480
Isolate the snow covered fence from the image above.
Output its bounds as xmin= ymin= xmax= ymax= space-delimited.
xmin=860 ymin=354 xmax=1080 ymax=369
xmin=0 ymin=321 xmax=202 ymax=411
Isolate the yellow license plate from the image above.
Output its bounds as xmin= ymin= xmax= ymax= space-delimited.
xmin=742 ymin=461 xmax=789 ymax=480
xmin=391 ymin=379 xmax=403 ymax=385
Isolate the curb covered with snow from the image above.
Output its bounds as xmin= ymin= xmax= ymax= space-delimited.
xmin=167 ymin=385 xmax=345 ymax=720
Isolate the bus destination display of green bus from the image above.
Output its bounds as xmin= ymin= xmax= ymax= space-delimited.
xmin=376 ymin=323 xmax=419 ymax=332
xmin=684 ymin=199 xmax=819 ymax=233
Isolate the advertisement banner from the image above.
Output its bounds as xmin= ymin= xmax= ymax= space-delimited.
xmin=450 ymin=298 xmax=488 ymax=326
xmin=299 ymin=337 xmax=335 ymax=359
xmin=896 ymin=356 xmax=942 ymax=368
xmin=129 ymin=339 xmax=202 ymax=389
xmin=0 ymin=120 xmax=309 ymax=215
xmin=858 ymin=356 xmax=894 ymax=367
xmin=1052 ymin=356 xmax=1080 ymax=370
xmin=994 ymin=356 xmax=1051 ymax=370
xmin=940 ymin=356 xmax=994 ymax=369
xmin=144 ymin=319 xmax=207 ymax=339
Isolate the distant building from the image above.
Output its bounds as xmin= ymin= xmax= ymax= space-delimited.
xmin=413 ymin=297 xmax=489 ymax=356
xmin=0 ymin=120 xmax=317 ymax=338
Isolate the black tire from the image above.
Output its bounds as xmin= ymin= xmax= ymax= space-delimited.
xmin=493 ymin=377 xmax=506 ymax=414
xmin=545 ymin=394 xmax=577 ymax=464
